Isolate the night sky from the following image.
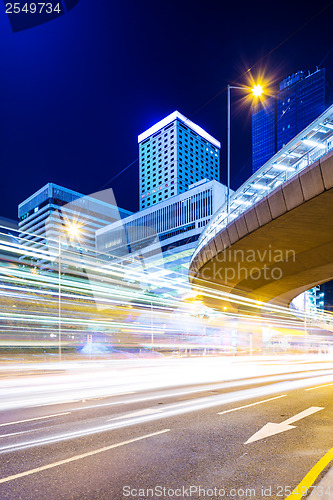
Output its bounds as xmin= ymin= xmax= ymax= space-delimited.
xmin=1 ymin=0 xmax=333 ymax=220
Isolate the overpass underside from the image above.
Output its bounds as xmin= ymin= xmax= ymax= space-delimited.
xmin=189 ymin=151 xmax=333 ymax=308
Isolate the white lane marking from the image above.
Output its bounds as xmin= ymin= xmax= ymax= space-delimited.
xmin=0 ymin=412 xmax=71 ymax=428
xmin=88 ymin=393 xmax=135 ymax=401
xmin=31 ymin=392 xmax=135 ymax=408
xmin=70 ymin=380 xmax=291 ymax=414
xmin=305 ymin=383 xmax=333 ymax=391
xmin=17 ymin=372 xmax=333 ymax=413
xmin=32 ymin=401 xmax=81 ymax=408
xmin=217 ymin=395 xmax=286 ymax=415
xmin=0 ymin=429 xmax=170 ymax=484
xmin=0 ymin=376 xmax=327 ymax=455
xmin=0 ymin=429 xmax=40 ymax=438
xmin=109 ymin=407 xmax=163 ymax=421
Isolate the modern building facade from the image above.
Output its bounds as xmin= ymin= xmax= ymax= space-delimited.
xmin=252 ymin=68 xmax=333 ymax=172
xmin=138 ymin=111 xmax=221 ymax=210
xmin=0 ymin=217 xmax=19 ymax=266
xmin=96 ymin=179 xmax=228 ymax=287
xmin=18 ymin=183 xmax=132 ymax=257
xmin=0 ymin=216 xmax=18 ymax=235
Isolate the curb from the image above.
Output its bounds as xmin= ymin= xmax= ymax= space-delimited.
xmin=308 ymin=466 xmax=333 ymax=499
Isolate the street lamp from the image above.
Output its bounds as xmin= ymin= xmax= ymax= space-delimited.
xmin=58 ymin=221 xmax=81 ymax=361
xmin=227 ymin=82 xmax=264 ymax=215
xmin=251 ymin=84 xmax=264 ymax=98
xmin=151 ymin=300 xmax=154 ymax=352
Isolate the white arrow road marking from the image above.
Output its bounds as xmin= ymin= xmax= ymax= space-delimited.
xmin=245 ymin=406 xmax=324 ymax=444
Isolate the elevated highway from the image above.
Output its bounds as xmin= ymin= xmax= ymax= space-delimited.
xmin=189 ymin=106 xmax=333 ymax=307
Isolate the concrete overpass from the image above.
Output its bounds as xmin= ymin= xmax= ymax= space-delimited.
xmin=189 ymin=108 xmax=333 ymax=308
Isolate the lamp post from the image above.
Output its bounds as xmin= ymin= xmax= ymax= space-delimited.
xmin=227 ymin=83 xmax=263 ymax=215
xmin=304 ymin=292 xmax=308 ymax=354
xmin=58 ymin=234 xmax=62 ymax=361
xmin=58 ymin=221 xmax=81 ymax=362
xmin=150 ymin=300 xmax=154 ymax=352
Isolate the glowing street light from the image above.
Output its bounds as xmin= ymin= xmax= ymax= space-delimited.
xmin=58 ymin=221 xmax=82 ymax=361
xmin=65 ymin=221 xmax=82 ymax=240
xmin=251 ymin=84 xmax=264 ymax=98
xmin=227 ymin=81 xmax=265 ymax=216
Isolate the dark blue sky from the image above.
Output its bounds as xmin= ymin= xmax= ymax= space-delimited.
xmin=1 ymin=0 xmax=333 ymax=220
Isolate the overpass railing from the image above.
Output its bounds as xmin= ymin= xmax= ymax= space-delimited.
xmin=192 ymin=104 xmax=333 ymax=261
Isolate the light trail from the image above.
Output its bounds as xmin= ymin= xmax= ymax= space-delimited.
xmin=0 ymin=229 xmax=332 ymax=357
xmin=1 ymin=369 xmax=333 ymax=454
xmin=1 ymin=357 xmax=332 ymax=411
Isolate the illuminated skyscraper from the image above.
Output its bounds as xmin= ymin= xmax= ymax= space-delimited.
xmin=18 ymin=183 xmax=131 ymax=256
xmin=252 ymin=68 xmax=333 ymax=172
xmin=138 ymin=111 xmax=221 ymax=210
xmin=96 ymin=178 xmax=228 ymax=289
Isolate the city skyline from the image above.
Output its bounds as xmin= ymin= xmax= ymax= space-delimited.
xmin=1 ymin=1 xmax=333 ymax=220
xmin=1 ymin=3 xmax=333 ymax=495
xmin=252 ymin=68 xmax=333 ymax=172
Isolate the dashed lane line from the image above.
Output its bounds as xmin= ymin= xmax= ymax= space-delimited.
xmin=0 ymin=429 xmax=170 ymax=484
xmin=305 ymin=383 xmax=333 ymax=392
xmin=217 ymin=395 xmax=286 ymax=415
xmin=0 ymin=412 xmax=71 ymax=428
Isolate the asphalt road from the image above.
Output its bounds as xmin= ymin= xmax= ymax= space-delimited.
xmin=0 ymin=357 xmax=333 ymax=500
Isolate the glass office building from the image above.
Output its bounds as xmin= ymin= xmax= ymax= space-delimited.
xmin=96 ymin=179 xmax=227 ymax=288
xmin=138 ymin=111 xmax=221 ymax=210
xmin=0 ymin=217 xmax=19 ymax=266
xmin=252 ymin=68 xmax=333 ymax=172
xmin=18 ymin=183 xmax=132 ymax=255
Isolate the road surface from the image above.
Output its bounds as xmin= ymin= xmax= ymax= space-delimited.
xmin=0 ymin=357 xmax=332 ymax=499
